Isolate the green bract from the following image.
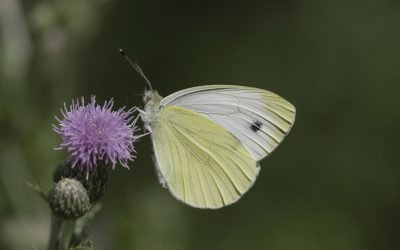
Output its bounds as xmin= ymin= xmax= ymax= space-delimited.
xmin=48 ymin=178 xmax=90 ymax=220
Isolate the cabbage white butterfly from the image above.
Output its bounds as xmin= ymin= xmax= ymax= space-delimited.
xmin=120 ymin=50 xmax=296 ymax=208
xmin=141 ymin=85 xmax=295 ymax=209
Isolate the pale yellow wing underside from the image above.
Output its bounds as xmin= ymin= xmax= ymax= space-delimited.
xmin=151 ymin=105 xmax=260 ymax=209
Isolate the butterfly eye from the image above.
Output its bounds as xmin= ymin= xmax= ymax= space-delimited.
xmin=143 ymin=91 xmax=152 ymax=103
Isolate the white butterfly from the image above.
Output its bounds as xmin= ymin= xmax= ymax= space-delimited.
xmin=139 ymin=85 xmax=296 ymax=209
xmin=119 ymin=49 xmax=295 ymax=208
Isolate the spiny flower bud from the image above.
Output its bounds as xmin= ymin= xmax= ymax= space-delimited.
xmin=53 ymin=161 xmax=108 ymax=203
xmin=48 ymin=178 xmax=90 ymax=220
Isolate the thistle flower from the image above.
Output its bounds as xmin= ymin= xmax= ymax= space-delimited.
xmin=54 ymin=96 xmax=137 ymax=173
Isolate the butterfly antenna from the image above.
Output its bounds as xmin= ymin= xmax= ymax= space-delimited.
xmin=119 ymin=48 xmax=153 ymax=90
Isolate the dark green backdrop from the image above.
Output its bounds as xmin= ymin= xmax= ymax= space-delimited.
xmin=0 ymin=0 xmax=399 ymax=249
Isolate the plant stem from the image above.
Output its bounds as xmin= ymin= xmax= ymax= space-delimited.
xmin=58 ymin=220 xmax=76 ymax=250
xmin=48 ymin=216 xmax=61 ymax=250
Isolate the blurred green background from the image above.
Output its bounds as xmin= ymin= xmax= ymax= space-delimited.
xmin=1 ymin=0 xmax=399 ymax=249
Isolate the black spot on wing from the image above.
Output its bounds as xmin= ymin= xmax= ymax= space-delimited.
xmin=250 ymin=120 xmax=262 ymax=132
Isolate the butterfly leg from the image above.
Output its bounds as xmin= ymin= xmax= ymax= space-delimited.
xmin=131 ymin=107 xmax=152 ymax=138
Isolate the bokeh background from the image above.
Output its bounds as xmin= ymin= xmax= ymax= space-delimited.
xmin=1 ymin=0 xmax=399 ymax=249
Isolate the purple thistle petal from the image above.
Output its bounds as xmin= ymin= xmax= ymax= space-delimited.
xmin=53 ymin=96 xmax=137 ymax=173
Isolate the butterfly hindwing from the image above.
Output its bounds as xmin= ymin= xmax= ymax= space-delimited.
xmin=151 ymin=105 xmax=259 ymax=209
xmin=161 ymin=85 xmax=296 ymax=161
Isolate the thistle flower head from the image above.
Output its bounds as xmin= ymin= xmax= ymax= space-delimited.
xmin=54 ymin=96 xmax=137 ymax=172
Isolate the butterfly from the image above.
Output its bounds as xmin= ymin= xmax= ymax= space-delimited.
xmin=139 ymin=85 xmax=296 ymax=209
xmin=119 ymin=50 xmax=295 ymax=209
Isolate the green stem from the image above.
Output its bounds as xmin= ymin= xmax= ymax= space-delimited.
xmin=47 ymin=216 xmax=61 ymax=250
xmin=58 ymin=220 xmax=76 ymax=250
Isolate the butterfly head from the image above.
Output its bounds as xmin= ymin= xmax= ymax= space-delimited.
xmin=143 ymin=89 xmax=162 ymax=105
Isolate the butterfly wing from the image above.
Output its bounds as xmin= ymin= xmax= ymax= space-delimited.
xmin=161 ymin=85 xmax=296 ymax=161
xmin=151 ymin=105 xmax=259 ymax=209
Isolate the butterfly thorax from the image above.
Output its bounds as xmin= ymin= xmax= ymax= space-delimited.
xmin=143 ymin=90 xmax=163 ymax=131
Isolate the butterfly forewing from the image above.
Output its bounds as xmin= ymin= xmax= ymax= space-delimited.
xmin=151 ymin=105 xmax=259 ymax=209
xmin=160 ymin=85 xmax=296 ymax=161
